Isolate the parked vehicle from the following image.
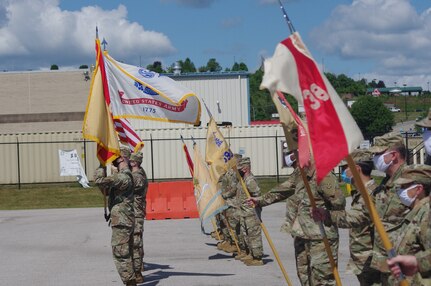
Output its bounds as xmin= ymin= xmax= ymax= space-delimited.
xmin=389 ymin=107 xmax=401 ymax=112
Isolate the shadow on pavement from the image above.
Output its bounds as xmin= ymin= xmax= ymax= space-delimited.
xmin=141 ymin=269 xmax=235 ymax=285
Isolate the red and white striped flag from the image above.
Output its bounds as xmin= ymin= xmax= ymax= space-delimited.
xmin=113 ymin=118 xmax=144 ymax=152
xmin=261 ymin=32 xmax=363 ymax=182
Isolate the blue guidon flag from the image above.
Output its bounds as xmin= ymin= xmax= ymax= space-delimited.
xmin=104 ymin=53 xmax=201 ymax=125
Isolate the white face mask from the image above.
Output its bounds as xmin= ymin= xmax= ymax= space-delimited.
xmin=373 ymin=152 xmax=393 ymax=172
xmin=284 ymin=154 xmax=296 ymax=167
xmin=423 ymin=130 xmax=431 ymax=155
xmin=397 ymin=184 xmax=418 ymax=207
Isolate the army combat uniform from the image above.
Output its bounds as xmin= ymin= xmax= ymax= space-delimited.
xmin=130 ymin=152 xmax=148 ymax=279
xmin=257 ymin=167 xmax=345 ymax=286
xmin=95 ymin=166 xmax=135 ymax=285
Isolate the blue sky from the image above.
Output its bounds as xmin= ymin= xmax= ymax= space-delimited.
xmin=0 ymin=0 xmax=430 ymax=88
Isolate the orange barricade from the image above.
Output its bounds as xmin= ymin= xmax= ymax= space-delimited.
xmin=146 ymin=180 xmax=199 ymax=220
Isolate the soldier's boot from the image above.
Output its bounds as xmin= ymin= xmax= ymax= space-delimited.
xmin=125 ymin=279 xmax=137 ymax=286
xmin=210 ymin=231 xmax=217 ymax=239
xmin=222 ymin=243 xmax=238 ymax=253
xmin=217 ymin=241 xmax=228 ymax=250
xmin=234 ymin=252 xmax=247 ymax=260
xmin=135 ymin=272 xmax=144 ymax=284
xmin=240 ymin=254 xmax=253 ymax=262
xmin=245 ymin=257 xmax=264 ymax=266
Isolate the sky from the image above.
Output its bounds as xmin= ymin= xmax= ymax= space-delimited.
xmin=0 ymin=0 xmax=430 ymax=89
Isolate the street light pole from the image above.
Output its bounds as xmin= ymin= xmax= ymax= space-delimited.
xmin=403 ymin=84 xmax=407 ymax=120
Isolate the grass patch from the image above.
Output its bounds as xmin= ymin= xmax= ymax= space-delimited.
xmin=0 ymin=183 xmax=103 ymax=210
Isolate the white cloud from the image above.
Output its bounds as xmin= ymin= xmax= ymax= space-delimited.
xmin=310 ymin=0 xmax=431 ymax=81
xmin=0 ymin=0 xmax=176 ymax=70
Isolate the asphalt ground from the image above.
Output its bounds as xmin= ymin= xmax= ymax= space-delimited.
xmin=0 ymin=202 xmax=358 ymax=286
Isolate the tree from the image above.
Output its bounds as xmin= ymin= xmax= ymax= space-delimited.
xmin=79 ymin=65 xmax=88 ymax=69
xmin=231 ymin=62 xmax=248 ymax=72
xmin=350 ymin=96 xmax=394 ymax=140
xmin=181 ymin=58 xmax=196 ymax=73
xmin=205 ymin=58 xmax=222 ymax=72
xmin=50 ymin=64 xmax=59 ymax=70
xmin=146 ymin=61 xmax=165 ymax=73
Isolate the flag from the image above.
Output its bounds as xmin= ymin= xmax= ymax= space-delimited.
xmin=275 ymin=91 xmax=310 ymax=168
xmin=182 ymin=140 xmax=194 ymax=176
xmin=82 ymin=38 xmax=120 ymax=165
xmin=103 ymin=53 xmax=201 ymax=125
xmin=193 ymin=144 xmax=228 ymax=221
xmin=113 ymin=118 xmax=144 ymax=152
xmin=205 ymin=118 xmax=236 ymax=182
xmin=261 ymin=32 xmax=363 ymax=182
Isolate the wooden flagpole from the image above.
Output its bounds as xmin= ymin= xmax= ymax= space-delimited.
xmin=346 ymin=155 xmax=409 ymax=286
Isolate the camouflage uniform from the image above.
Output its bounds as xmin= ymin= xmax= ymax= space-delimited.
xmin=328 ymin=150 xmax=380 ymax=285
xmin=95 ymin=166 xmax=135 ymax=285
xmin=258 ymin=166 xmax=345 ymax=285
xmin=363 ymin=132 xmax=410 ymax=280
xmin=383 ymin=165 xmax=431 ymax=285
xmin=130 ymin=152 xmax=148 ymax=276
xmin=237 ymin=158 xmax=263 ymax=260
xmin=220 ymin=168 xmax=241 ymax=249
xmin=416 ymin=249 xmax=431 ymax=274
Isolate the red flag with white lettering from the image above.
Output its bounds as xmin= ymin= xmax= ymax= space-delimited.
xmin=261 ymin=32 xmax=363 ymax=182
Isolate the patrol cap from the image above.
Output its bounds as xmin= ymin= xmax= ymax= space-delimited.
xmin=233 ymin=153 xmax=243 ymax=160
xmin=394 ymin=164 xmax=431 ymax=187
xmin=339 ymin=149 xmax=373 ymax=167
xmin=237 ymin=157 xmax=250 ymax=169
xmin=130 ymin=152 xmax=143 ymax=164
xmin=415 ymin=108 xmax=431 ymax=128
xmin=368 ymin=132 xmax=404 ymax=154
xmin=120 ymin=146 xmax=131 ymax=159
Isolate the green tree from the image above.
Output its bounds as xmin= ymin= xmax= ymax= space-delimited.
xmin=205 ymin=58 xmax=222 ymax=72
xmin=79 ymin=65 xmax=88 ymax=69
xmin=350 ymin=96 xmax=394 ymax=140
xmin=181 ymin=58 xmax=197 ymax=73
xmin=146 ymin=61 xmax=165 ymax=73
xmin=231 ymin=62 xmax=248 ymax=72
xmin=50 ymin=64 xmax=59 ymax=70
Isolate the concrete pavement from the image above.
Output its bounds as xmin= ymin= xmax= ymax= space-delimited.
xmin=0 ymin=202 xmax=357 ymax=286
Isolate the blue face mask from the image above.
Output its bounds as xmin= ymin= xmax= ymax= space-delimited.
xmin=341 ymin=169 xmax=352 ymax=184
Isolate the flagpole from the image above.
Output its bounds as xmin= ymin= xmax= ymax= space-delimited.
xmin=236 ymin=170 xmax=293 ymax=286
xmin=346 ymin=155 xmax=409 ymax=286
xmin=277 ymin=0 xmax=296 ymax=34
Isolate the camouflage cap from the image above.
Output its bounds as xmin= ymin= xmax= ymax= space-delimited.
xmin=368 ymin=132 xmax=404 ymax=153
xmin=233 ymin=153 xmax=243 ymax=160
xmin=339 ymin=149 xmax=373 ymax=166
xmin=130 ymin=152 xmax=143 ymax=164
xmin=120 ymin=146 xmax=131 ymax=159
xmin=237 ymin=157 xmax=250 ymax=169
xmin=394 ymin=164 xmax=431 ymax=187
xmin=415 ymin=108 xmax=431 ymax=128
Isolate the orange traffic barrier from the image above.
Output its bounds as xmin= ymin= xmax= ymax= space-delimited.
xmin=146 ymin=180 xmax=199 ymax=220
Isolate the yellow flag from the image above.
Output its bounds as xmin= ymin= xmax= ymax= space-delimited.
xmin=82 ymin=65 xmax=120 ymax=165
xmin=205 ymin=118 xmax=236 ymax=182
xmin=193 ymin=144 xmax=228 ymax=221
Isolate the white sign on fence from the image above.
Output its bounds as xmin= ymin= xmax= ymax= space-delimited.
xmin=58 ymin=149 xmax=90 ymax=188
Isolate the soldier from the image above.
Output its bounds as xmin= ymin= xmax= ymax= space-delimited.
xmin=216 ymin=154 xmax=243 ymax=254
xmin=382 ymin=164 xmax=431 ymax=285
xmin=94 ymin=148 xmax=136 ymax=286
xmin=236 ymin=157 xmax=264 ymax=266
xmin=415 ymin=107 xmax=431 ymax=165
xmin=367 ymin=132 xmax=409 ymax=280
xmin=312 ymin=150 xmax=380 ymax=285
xmin=130 ymin=151 xmax=148 ymax=284
xmin=247 ymin=152 xmax=346 ymax=285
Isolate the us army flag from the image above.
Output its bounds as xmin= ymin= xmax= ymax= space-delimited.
xmin=205 ymin=118 xmax=236 ymax=182
xmin=103 ymin=53 xmax=201 ymax=125
xmin=261 ymin=32 xmax=363 ymax=182
xmin=193 ymin=144 xmax=228 ymax=221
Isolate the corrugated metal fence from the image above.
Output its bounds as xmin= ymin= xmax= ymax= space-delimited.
xmin=0 ymin=125 xmax=296 ymax=186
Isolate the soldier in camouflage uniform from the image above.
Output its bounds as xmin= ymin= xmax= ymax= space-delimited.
xmin=367 ymin=133 xmax=409 ymax=280
xmin=380 ymin=165 xmax=431 ymax=285
xmin=94 ymin=148 xmax=136 ymax=286
xmin=236 ymin=157 xmax=264 ymax=266
xmin=388 ymin=249 xmax=431 ymax=279
xmin=130 ymin=151 xmax=148 ymax=284
xmin=247 ymin=153 xmax=345 ymax=285
xmin=312 ymin=150 xmax=380 ymax=285
xmin=218 ymin=164 xmax=242 ymax=254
